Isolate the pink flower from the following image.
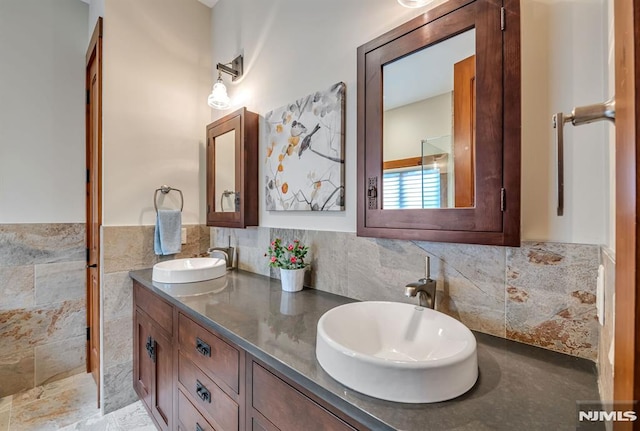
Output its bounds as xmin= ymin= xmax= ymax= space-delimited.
xmin=287 ymin=244 xmax=294 ymax=251
xmin=294 ymin=239 xmax=300 ymax=243
xmin=290 ymin=256 xmax=297 ymax=264
xmin=270 ymin=256 xmax=276 ymax=263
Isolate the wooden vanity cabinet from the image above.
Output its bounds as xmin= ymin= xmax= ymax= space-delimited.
xmin=133 ymin=281 xmax=369 ymax=431
xmin=133 ymin=284 xmax=174 ymax=431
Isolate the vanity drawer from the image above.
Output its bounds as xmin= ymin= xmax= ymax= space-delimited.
xmin=179 ymin=313 xmax=239 ymax=394
xmin=178 ymin=389 xmax=216 ymax=431
xmin=134 ymin=281 xmax=173 ymax=334
xmin=179 ymin=353 xmax=239 ymax=431
xmin=251 ymin=362 xmax=356 ymax=431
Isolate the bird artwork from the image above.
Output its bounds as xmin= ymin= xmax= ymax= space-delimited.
xmin=290 ymin=120 xmax=307 ymax=137
xmin=264 ymin=82 xmax=346 ymax=212
xmin=298 ymin=124 xmax=320 ymax=158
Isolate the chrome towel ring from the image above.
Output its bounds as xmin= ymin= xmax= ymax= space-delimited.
xmin=154 ymin=185 xmax=184 ymax=213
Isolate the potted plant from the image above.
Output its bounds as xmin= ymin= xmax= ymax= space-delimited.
xmin=265 ymin=238 xmax=309 ymax=292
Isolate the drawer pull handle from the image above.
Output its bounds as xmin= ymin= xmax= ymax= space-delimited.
xmin=196 ymin=380 xmax=211 ymax=403
xmin=195 ymin=337 xmax=211 ymax=357
xmin=195 ymin=423 xmax=205 ymax=431
xmin=145 ymin=336 xmax=156 ymax=363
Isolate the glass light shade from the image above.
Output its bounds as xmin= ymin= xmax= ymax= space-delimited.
xmin=397 ymin=0 xmax=433 ymax=7
xmin=208 ymin=78 xmax=231 ymax=110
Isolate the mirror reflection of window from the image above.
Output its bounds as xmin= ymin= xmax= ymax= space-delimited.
xmin=214 ymin=130 xmax=236 ymax=212
xmin=382 ymin=29 xmax=476 ymax=209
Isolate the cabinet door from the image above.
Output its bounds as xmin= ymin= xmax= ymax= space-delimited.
xmin=206 ymin=107 xmax=259 ymax=228
xmin=134 ymin=309 xmax=173 ymax=431
xmin=133 ymin=309 xmax=153 ymax=409
xmin=357 ymin=0 xmax=521 ymax=246
xmin=151 ymin=323 xmax=173 ymax=431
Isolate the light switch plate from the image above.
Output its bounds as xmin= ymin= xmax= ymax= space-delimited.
xmin=181 ymin=227 xmax=187 ymax=244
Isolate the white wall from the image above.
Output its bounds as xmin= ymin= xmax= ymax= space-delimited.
xmin=383 ymin=93 xmax=452 ymax=161
xmin=88 ymin=0 xmax=104 ymax=40
xmin=102 ymin=0 xmax=212 ymax=226
xmin=605 ymin=0 xmax=615 ymax=252
xmin=521 ymin=0 xmax=608 ymax=244
xmin=0 ymin=0 xmax=88 ymax=223
xmin=211 ymin=0 xmax=610 ymax=244
xmin=210 ymin=0 xmax=432 ymax=233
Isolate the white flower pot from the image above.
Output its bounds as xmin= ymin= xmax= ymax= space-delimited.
xmin=280 ymin=267 xmax=306 ymax=292
xmin=280 ymin=292 xmax=304 ymax=315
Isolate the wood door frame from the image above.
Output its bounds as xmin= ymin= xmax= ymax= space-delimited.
xmin=86 ymin=17 xmax=103 ymax=404
xmin=614 ymin=0 xmax=640 ymax=429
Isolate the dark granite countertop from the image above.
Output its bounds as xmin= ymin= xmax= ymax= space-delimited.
xmin=129 ymin=269 xmax=601 ymax=431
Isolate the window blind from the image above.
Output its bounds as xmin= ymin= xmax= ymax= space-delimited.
xmin=383 ymin=168 xmax=441 ymax=209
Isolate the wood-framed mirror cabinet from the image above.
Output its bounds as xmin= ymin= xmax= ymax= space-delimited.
xmin=357 ymin=0 xmax=521 ymax=246
xmin=206 ymin=107 xmax=259 ymax=228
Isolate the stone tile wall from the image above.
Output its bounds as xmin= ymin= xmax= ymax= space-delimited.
xmin=213 ymin=227 xmax=601 ymax=361
xmin=101 ymin=224 xmax=209 ymax=414
xmin=0 ymin=224 xmax=86 ymax=398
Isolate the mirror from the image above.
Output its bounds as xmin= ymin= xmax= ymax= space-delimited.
xmin=206 ymin=107 xmax=259 ymax=228
xmin=357 ymin=0 xmax=521 ymax=246
xmin=214 ymin=130 xmax=237 ymax=213
xmin=382 ymin=29 xmax=475 ymax=209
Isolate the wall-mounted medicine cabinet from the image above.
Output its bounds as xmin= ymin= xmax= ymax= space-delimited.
xmin=206 ymin=107 xmax=259 ymax=228
xmin=357 ymin=0 xmax=521 ymax=246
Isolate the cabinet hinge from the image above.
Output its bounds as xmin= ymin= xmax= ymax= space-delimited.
xmin=207 ymin=204 xmax=211 ymax=214
xmin=86 ymin=89 xmax=90 ymax=105
xmin=500 ymin=188 xmax=506 ymax=211
xmin=86 ymin=247 xmax=90 ymax=262
xmin=500 ymin=7 xmax=506 ymax=31
xmin=86 ymin=169 xmax=90 ymax=184
xmin=86 ymin=327 xmax=90 ymax=341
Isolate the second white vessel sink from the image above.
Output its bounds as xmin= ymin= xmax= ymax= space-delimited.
xmin=154 ymin=276 xmax=228 ymax=297
xmin=152 ymin=257 xmax=226 ymax=284
xmin=316 ymin=301 xmax=478 ymax=403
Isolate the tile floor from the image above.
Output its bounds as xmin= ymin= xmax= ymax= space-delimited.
xmin=0 ymin=373 xmax=155 ymax=431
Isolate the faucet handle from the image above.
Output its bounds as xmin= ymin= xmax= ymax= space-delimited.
xmin=425 ymin=256 xmax=431 ymax=280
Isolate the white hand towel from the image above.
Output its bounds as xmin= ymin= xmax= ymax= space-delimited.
xmin=154 ymin=209 xmax=182 ymax=255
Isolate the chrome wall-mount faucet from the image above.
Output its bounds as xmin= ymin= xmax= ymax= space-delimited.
xmin=208 ymin=235 xmax=236 ymax=270
xmin=404 ymin=256 xmax=437 ymax=309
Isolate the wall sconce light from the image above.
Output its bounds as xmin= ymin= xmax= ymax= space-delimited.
xmin=397 ymin=0 xmax=433 ymax=7
xmin=208 ymin=55 xmax=243 ymax=110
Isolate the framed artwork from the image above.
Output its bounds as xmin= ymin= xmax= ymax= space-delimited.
xmin=264 ymin=82 xmax=345 ymax=211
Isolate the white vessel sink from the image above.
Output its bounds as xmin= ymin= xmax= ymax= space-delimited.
xmin=152 ymin=258 xmax=226 ymax=284
xmin=316 ymin=301 xmax=478 ymax=403
xmin=154 ymin=276 xmax=228 ymax=297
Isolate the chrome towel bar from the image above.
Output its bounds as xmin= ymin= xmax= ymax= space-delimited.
xmin=552 ymin=97 xmax=615 ymax=216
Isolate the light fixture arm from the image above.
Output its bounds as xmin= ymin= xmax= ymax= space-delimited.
xmin=216 ymin=55 xmax=243 ymax=81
